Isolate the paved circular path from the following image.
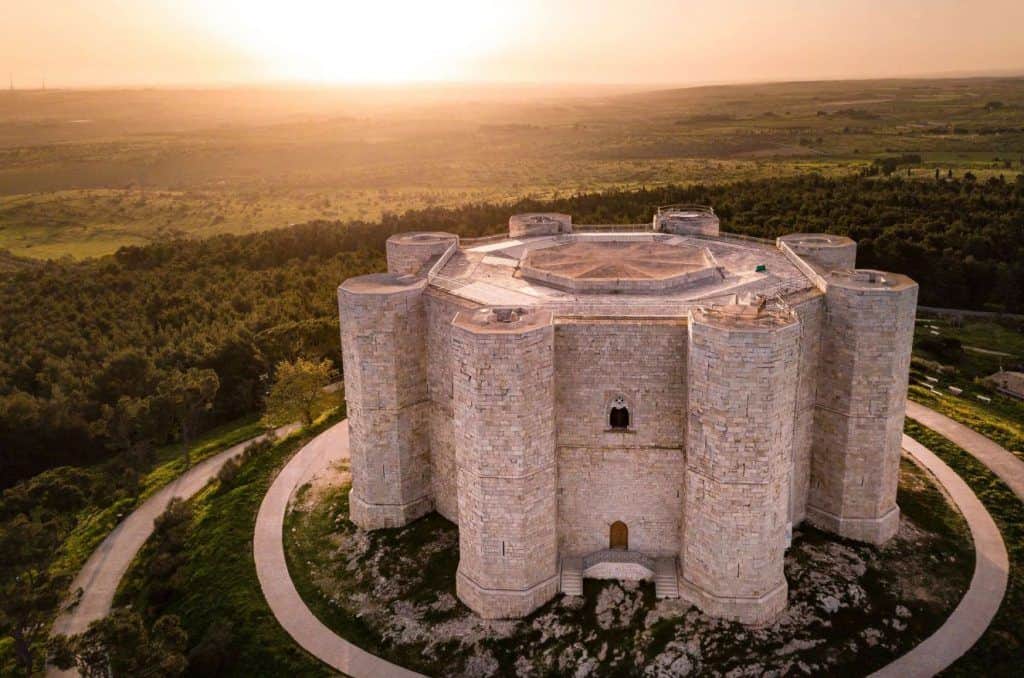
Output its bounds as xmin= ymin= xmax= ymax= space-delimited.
xmin=48 ymin=424 xmax=296 ymax=678
xmin=257 ymin=412 xmax=1011 ymax=678
xmin=253 ymin=421 xmax=422 ymax=678
xmin=871 ymin=434 xmax=1009 ymax=677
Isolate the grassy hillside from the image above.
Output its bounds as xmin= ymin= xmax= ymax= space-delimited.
xmin=1 ymin=77 xmax=1023 ymax=258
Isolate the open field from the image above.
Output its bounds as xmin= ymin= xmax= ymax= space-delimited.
xmin=2 ymin=77 xmax=1023 ymax=258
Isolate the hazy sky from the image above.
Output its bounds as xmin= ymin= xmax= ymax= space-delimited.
xmin=3 ymin=1 xmax=1023 ymax=88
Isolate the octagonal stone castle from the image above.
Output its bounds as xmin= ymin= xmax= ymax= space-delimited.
xmin=338 ymin=206 xmax=917 ymax=624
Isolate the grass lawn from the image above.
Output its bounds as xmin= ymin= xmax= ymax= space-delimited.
xmin=910 ymin=314 xmax=1024 ymax=459
xmin=114 ymin=413 xmax=345 ymax=678
xmin=904 ymin=420 xmax=1024 ymax=674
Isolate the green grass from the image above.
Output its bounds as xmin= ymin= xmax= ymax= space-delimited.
xmin=48 ymin=415 xmax=266 ymax=580
xmin=114 ymin=412 xmax=344 ymax=677
xmin=909 ymin=315 xmax=1024 ymax=459
xmin=904 ymin=420 xmax=1024 ymax=674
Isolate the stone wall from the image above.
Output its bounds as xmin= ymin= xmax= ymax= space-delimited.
xmin=557 ymin=447 xmax=684 ymax=555
xmin=553 ymin=319 xmax=687 ymax=556
xmin=452 ymin=308 xmax=559 ymax=619
xmin=424 ymin=290 xmax=478 ymax=524
xmin=509 ymin=213 xmax=572 ymax=239
xmin=385 ymin=232 xmax=458 ymax=276
xmin=789 ymin=294 xmax=825 ymax=524
xmin=654 ymin=209 xmax=720 ymax=237
xmin=680 ymin=305 xmax=800 ymax=624
xmin=777 ymin=234 xmax=857 ymax=273
xmin=338 ymin=274 xmax=433 ymax=529
xmin=807 ymin=270 xmax=918 ymax=544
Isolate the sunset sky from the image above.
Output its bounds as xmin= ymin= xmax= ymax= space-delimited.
xmin=3 ymin=0 xmax=1024 ymax=88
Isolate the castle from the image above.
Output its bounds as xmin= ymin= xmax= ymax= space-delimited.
xmin=337 ymin=207 xmax=917 ymax=624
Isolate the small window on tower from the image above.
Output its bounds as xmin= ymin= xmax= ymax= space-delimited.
xmin=609 ymin=396 xmax=630 ymax=430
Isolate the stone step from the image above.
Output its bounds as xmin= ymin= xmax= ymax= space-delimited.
xmin=654 ymin=556 xmax=680 ymax=599
xmin=561 ymin=556 xmax=584 ymax=597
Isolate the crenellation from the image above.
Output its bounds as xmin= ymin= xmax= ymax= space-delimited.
xmin=338 ymin=221 xmax=917 ymax=623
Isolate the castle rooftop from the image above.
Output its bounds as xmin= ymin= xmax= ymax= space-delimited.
xmin=429 ymin=230 xmax=813 ymax=317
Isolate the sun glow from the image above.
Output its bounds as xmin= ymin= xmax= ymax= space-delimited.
xmin=198 ymin=1 xmax=529 ymax=83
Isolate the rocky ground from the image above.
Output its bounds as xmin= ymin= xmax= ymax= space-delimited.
xmin=285 ymin=458 xmax=972 ymax=676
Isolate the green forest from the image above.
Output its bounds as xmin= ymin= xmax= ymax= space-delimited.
xmin=2 ymin=172 xmax=1023 ymax=487
xmin=1 ymin=170 xmax=1024 ymax=675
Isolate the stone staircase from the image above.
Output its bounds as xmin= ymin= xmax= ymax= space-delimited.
xmin=560 ymin=556 xmax=583 ymax=596
xmin=654 ymin=557 xmax=680 ymax=599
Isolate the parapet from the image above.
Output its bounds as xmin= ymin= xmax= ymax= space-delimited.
xmin=777 ymin=233 xmax=857 ymax=272
xmin=385 ymin=231 xmax=459 ymax=276
xmin=509 ymin=213 xmax=572 ymax=239
xmin=338 ymin=272 xmax=428 ymax=299
xmin=452 ymin=306 xmax=553 ymax=335
xmin=654 ymin=205 xmax=720 ymax=237
xmin=826 ymin=269 xmax=916 ymax=294
xmin=690 ymin=300 xmax=798 ymax=332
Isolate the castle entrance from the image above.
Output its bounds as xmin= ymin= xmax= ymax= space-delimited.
xmin=610 ymin=521 xmax=628 ymax=550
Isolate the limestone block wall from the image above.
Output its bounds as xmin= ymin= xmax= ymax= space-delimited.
xmin=385 ymin=232 xmax=458 ymax=276
xmin=808 ymin=270 xmax=918 ymax=544
xmin=452 ymin=307 xmax=559 ymax=619
xmin=554 ymin=319 xmax=688 ymax=449
xmin=338 ymin=274 xmax=432 ymax=529
xmin=509 ymin=213 xmax=572 ymax=239
xmin=654 ymin=207 xmax=720 ymax=237
xmin=557 ymin=447 xmax=684 ymax=555
xmin=789 ymin=294 xmax=825 ymax=524
xmin=680 ymin=305 xmax=800 ymax=624
xmin=777 ymin=234 xmax=857 ymax=272
xmin=553 ymin=319 xmax=687 ymax=555
xmin=424 ymin=290 xmax=478 ymax=524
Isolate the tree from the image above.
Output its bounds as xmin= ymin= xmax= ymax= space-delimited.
xmin=262 ymin=358 xmax=336 ymax=428
xmin=158 ymin=369 xmax=219 ymax=468
xmin=49 ymin=608 xmax=187 ymax=678
xmin=0 ymin=516 xmax=70 ymax=674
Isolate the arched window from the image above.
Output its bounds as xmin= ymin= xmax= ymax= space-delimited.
xmin=609 ymin=395 xmax=630 ymax=430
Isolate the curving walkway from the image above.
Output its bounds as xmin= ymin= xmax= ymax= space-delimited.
xmin=48 ymin=423 xmax=297 ymax=678
xmin=872 ymin=434 xmax=1009 ymax=677
xmin=253 ymin=421 xmax=422 ymax=678
xmin=256 ymin=413 xmax=1011 ymax=678
xmin=906 ymin=400 xmax=1024 ymax=503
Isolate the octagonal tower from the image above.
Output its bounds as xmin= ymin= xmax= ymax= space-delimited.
xmin=654 ymin=205 xmax=720 ymax=237
xmin=385 ymin=231 xmax=459 ymax=276
xmin=338 ymin=273 xmax=432 ymax=529
xmin=807 ymin=269 xmax=918 ymax=544
xmin=452 ymin=307 xmax=559 ymax=619
xmin=680 ymin=302 xmax=800 ymax=624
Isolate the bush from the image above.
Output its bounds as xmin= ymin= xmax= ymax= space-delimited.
xmin=216 ymin=458 xmax=242 ymax=488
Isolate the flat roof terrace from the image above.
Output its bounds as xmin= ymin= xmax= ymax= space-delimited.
xmin=520 ymin=239 xmax=720 ymax=293
xmin=428 ymin=232 xmax=816 ymax=318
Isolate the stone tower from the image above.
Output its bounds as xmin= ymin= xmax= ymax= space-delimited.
xmin=451 ymin=307 xmax=560 ymax=619
xmin=654 ymin=205 xmax=720 ymax=236
xmin=806 ymin=269 xmax=918 ymax=544
xmin=338 ymin=273 xmax=432 ymax=529
xmin=680 ymin=303 xmax=800 ymax=624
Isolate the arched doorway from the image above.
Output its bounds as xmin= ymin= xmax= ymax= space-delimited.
xmin=610 ymin=521 xmax=628 ymax=550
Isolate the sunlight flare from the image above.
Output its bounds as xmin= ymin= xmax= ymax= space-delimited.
xmin=198 ymin=0 xmax=529 ymax=83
